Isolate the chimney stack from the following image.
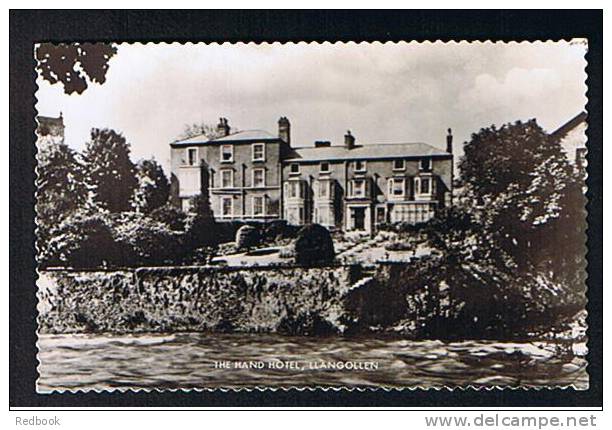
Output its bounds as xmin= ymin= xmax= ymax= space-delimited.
xmin=344 ymin=130 xmax=355 ymax=150
xmin=217 ymin=117 xmax=230 ymax=137
xmin=446 ymin=128 xmax=453 ymax=153
xmin=278 ymin=117 xmax=290 ymax=145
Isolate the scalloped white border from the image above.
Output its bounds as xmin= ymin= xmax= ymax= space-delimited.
xmin=33 ymin=40 xmax=590 ymax=394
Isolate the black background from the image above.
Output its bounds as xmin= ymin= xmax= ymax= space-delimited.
xmin=9 ymin=9 xmax=603 ymax=408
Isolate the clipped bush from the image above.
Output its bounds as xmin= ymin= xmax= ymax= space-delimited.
xmin=293 ymin=223 xmax=335 ymax=266
xmin=235 ymin=225 xmax=261 ymax=250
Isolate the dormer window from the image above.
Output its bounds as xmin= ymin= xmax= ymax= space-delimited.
xmin=252 ymin=143 xmax=265 ymax=161
xmin=187 ymin=148 xmax=198 ymax=166
xmin=221 ymin=144 xmax=233 ymax=162
xmin=290 ymin=163 xmax=300 ymax=174
xmin=420 ymin=157 xmax=431 ymax=172
xmin=393 ymin=159 xmax=406 ymax=171
xmin=354 ymin=160 xmax=367 ymax=172
xmin=320 ymin=162 xmax=330 ymax=173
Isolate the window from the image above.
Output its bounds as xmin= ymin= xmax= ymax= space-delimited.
xmin=252 ymin=196 xmax=265 ymax=216
xmin=252 ymin=143 xmax=265 ymax=161
xmin=221 ymin=169 xmax=233 ymax=188
xmin=393 ymin=159 xmax=406 ymax=171
xmin=389 ymin=178 xmax=405 ymax=196
xmin=179 ymin=169 xmax=200 ymax=196
xmin=420 ymin=157 xmax=431 ymax=171
xmin=354 ymin=160 xmax=367 ymax=172
xmin=319 ymin=181 xmax=328 ymax=198
xmin=414 ymin=176 xmax=434 ymax=197
xmin=320 ymin=162 xmax=330 ymax=173
xmin=221 ymin=197 xmax=233 ymax=218
xmin=252 ymin=168 xmax=265 ymax=188
xmin=286 ymin=181 xmax=302 ymax=199
xmin=290 ymin=163 xmax=300 ymax=174
xmin=187 ymin=148 xmax=198 ymax=166
xmin=352 ymin=179 xmax=366 ymax=197
xmin=221 ymin=144 xmax=233 ymax=162
xmin=420 ymin=177 xmax=431 ymax=194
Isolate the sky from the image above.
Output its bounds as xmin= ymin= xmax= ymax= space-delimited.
xmin=35 ymin=41 xmax=588 ymax=173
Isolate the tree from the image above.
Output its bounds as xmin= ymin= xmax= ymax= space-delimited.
xmin=177 ymin=122 xmax=219 ymax=141
xmin=132 ymin=159 xmax=170 ymax=214
xmin=82 ymin=128 xmax=138 ymax=213
xmin=36 ymin=140 xmax=87 ymax=227
xmin=35 ymin=43 xmax=117 ymax=95
xmin=458 ymin=120 xmax=582 ymax=275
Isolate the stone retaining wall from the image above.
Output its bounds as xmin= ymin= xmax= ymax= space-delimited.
xmin=37 ymin=265 xmax=365 ymax=334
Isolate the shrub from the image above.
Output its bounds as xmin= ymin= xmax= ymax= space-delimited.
xmin=149 ymin=204 xmax=187 ymax=232
xmin=112 ymin=212 xmax=186 ymax=265
xmin=44 ymin=211 xmax=128 ymax=268
xmin=235 ymin=225 xmax=261 ymax=250
xmin=384 ymin=240 xmax=415 ymax=252
xmin=294 ymin=224 xmax=335 ymax=266
xmin=260 ymin=220 xmax=300 ymax=243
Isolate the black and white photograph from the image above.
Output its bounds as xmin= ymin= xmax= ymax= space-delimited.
xmin=31 ymin=39 xmax=591 ymax=393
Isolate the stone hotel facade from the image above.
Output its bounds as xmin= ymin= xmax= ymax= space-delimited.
xmin=170 ymin=117 xmax=453 ymax=233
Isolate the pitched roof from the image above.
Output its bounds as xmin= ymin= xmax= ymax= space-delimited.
xmin=172 ymin=129 xmax=278 ymax=146
xmin=284 ymin=142 xmax=450 ymax=163
xmin=551 ymin=111 xmax=587 ymax=140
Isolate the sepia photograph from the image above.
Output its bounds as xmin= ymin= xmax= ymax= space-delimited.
xmin=33 ymin=40 xmax=589 ymax=392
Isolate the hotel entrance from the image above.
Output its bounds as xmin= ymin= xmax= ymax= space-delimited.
xmin=346 ymin=204 xmax=372 ymax=233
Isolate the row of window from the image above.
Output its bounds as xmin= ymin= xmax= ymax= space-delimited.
xmin=284 ymin=176 xmax=434 ymax=200
xmin=185 ymin=146 xmax=433 ymax=172
xmin=185 ymin=144 xmax=267 ymax=166
xmin=215 ymin=168 xmax=267 ymax=189
xmin=288 ymin=158 xmax=432 ymax=174
xmin=218 ymin=195 xmax=267 ymax=218
xmin=285 ymin=203 xmax=437 ymax=227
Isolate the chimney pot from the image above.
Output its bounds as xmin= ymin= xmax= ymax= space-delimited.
xmin=278 ymin=116 xmax=291 ymax=145
xmin=344 ymin=130 xmax=355 ymax=150
xmin=217 ymin=117 xmax=230 ymax=137
xmin=446 ymin=128 xmax=453 ymax=153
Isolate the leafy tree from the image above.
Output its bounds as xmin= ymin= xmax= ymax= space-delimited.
xmin=365 ymin=120 xmax=587 ymax=339
xmin=132 ymin=159 xmax=170 ymax=214
xmin=36 ymin=140 xmax=87 ymax=228
xmin=458 ymin=120 xmax=584 ymax=277
xmin=82 ymin=128 xmax=138 ymax=213
xmin=36 ymin=43 xmax=117 ymax=95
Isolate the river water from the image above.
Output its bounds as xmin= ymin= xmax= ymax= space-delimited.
xmin=37 ymin=333 xmax=588 ymax=392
